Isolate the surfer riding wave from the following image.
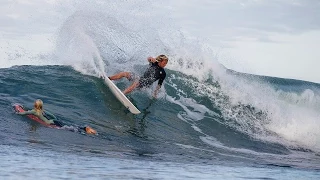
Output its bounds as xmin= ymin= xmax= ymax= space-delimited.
xmin=107 ymin=55 xmax=168 ymax=98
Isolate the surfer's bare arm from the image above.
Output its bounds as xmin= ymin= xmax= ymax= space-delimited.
xmin=35 ymin=116 xmax=54 ymax=124
xmin=148 ymin=57 xmax=156 ymax=63
xmin=153 ymin=85 xmax=161 ymax=98
xmin=43 ymin=111 xmax=57 ymax=121
xmin=154 ymin=73 xmax=165 ymax=98
xmin=16 ymin=110 xmax=36 ymax=115
xmin=41 ymin=118 xmax=54 ymax=124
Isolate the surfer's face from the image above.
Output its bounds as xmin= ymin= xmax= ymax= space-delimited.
xmin=158 ymin=60 xmax=168 ymax=68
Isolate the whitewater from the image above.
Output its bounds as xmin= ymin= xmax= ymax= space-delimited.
xmin=1 ymin=1 xmax=320 ymax=179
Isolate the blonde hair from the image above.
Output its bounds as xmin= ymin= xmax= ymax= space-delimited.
xmin=156 ymin=55 xmax=168 ymax=62
xmin=34 ymin=99 xmax=43 ymax=115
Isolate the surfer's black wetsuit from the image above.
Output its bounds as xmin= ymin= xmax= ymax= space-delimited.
xmin=137 ymin=62 xmax=166 ymax=88
xmin=42 ymin=112 xmax=87 ymax=132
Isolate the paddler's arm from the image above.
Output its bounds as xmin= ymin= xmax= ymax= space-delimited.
xmin=16 ymin=109 xmax=36 ymax=115
xmin=43 ymin=110 xmax=57 ymax=120
xmin=41 ymin=111 xmax=56 ymax=124
xmin=40 ymin=117 xmax=54 ymax=125
xmin=16 ymin=109 xmax=54 ymax=124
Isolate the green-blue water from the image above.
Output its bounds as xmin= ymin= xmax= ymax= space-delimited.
xmin=1 ymin=65 xmax=320 ymax=179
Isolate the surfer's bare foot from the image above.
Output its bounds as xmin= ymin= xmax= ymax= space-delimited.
xmin=85 ymin=126 xmax=97 ymax=135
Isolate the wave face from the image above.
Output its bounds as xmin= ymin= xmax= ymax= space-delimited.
xmin=1 ymin=1 xmax=320 ymax=171
xmin=1 ymin=65 xmax=320 ymax=170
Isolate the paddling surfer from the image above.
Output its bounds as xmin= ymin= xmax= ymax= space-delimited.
xmin=16 ymin=99 xmax=97 ymax=134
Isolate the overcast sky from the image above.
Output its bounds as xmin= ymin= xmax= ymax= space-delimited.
xmin=168 ymin=0 xmax=320 ymax=83
xmin=1 ymin=0 xmax=319 ymax=83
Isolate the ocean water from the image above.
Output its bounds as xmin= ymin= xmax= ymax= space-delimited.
xmin=1 ymin=1 xmax=320 ymax=179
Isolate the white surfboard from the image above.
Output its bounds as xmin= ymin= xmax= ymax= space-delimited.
xmin=103 ymin=75 xmax=141 ymax=114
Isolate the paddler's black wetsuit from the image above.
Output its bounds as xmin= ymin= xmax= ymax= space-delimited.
xmin=42 ymin=111 xmax=89 ymax=132
xmin=137 ymin=62 xmax=166 ymax=88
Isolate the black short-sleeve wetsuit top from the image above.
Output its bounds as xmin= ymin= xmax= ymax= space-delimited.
xmin=138 ymin=62 xmax=166 ymax=88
